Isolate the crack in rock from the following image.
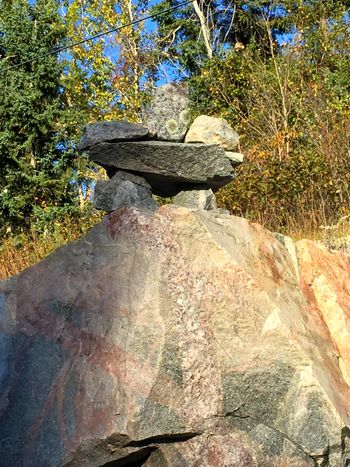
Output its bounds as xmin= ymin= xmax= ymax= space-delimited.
xmin=219 ymin=411 xmax=321 ymax=466
xmin=63 ymin=432 xmax=201 ymax=467
xmin=100 ymin=446 xmax=156 ymax=466
xmin=125 ymin=431 xmax=201 ymax=448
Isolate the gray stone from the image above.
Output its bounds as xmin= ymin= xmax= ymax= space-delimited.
xmin=212 ymin=208 xmax=230 ymax=215
xmin=225 ymin=151 xmax=245 ymax=165
xmin=173 ymin=189 xmax=217 ymax=210
xmin=88 ymin=141 xmax=235 ymax=197
xmin=185 ymin=115 xmax=240 ymax=150
xmin=143 ymin=83 xmax=190 ymax=142
xmin=93 ymin=171 xmax=158 ymax=213
xmin=78 ymin=121 xmax=149 ymax=151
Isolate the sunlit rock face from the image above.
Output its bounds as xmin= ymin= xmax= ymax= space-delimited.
xmin=143 ymin=83 xmax=190 ymax=142
xmin=296 ymin=240 xmax=350 ymax=386
xmin=185 ymin=115 xmax=240 ymax=151
xmin=1 ymin=206 xmax=350 ymax=466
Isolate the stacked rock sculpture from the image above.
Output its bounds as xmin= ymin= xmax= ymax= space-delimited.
xmin=78 ymin=83 xmax=245 ymax=212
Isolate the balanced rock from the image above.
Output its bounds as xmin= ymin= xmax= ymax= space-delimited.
xmin=78 ymin=121 xmax=149 ymax=151
xmin=185 ymin=115 xmax=240 ymax=151
xmin=143 ymin=83 xmax=190 ymax=142
xmin=1 ymin=206 xmax=350 ymax=466
xmin=225 ymin=151 xmax=245 ymax=165
xmin=173 ymin=189 xmax=217 ymax=210
xmin=93 ymin=171 xmax=158 ymax=213
xmin=88 ymin=141 xmax=235 ymax=197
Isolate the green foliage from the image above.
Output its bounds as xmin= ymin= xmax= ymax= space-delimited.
xmin=0 ymin=0 xmax=82 ymax=235
xmin=63 ymin=0 xmax=157 ymax=122
xmin=1 ymin=0 xmax=350 ymax=244
xmin=153 ymin=0 xmax=290 ymax=77
xmin=189 ymin=48 xmax=255 ymax=126
xmin=190 ymin=0 xmax=350 ymax=232
xmin=151 ymin=0 xmax=207 ymax=74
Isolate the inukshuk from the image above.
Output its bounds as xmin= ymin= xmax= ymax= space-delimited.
xmin=78 ymin=84 xmax=245 ymax=213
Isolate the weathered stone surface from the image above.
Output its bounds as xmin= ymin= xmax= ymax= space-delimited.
xmin=78 ymin=121 xmax=149 ymax=151
xmin=1 ymin=206 xmax=350 ymax=466
xmin=173 ymin=189 xmax=217 ymax=210
xmin=185 ymin=115 xmax=240 ymax=150
xmin=225 ymin=151 xmax=245 ymax=165
xmin=295 ymin=239 xmax=350 ymax=466
xmin=274 ymin=232 xmax=300 ymax=281
xmin=143 ymin=83 xmax=190 ymax=142
xmin=93 ymin=171 xmax=158 ymax=212
xmin=88 ymin=141 xmax=235 ymax=197
xmin=297 ymin=240 xmax=350 ymax=387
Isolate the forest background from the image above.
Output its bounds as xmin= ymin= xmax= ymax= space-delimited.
xmin=0 ymin=0 xmax=350 ymax=277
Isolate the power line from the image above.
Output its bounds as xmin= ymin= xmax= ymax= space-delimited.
xmin=2 ymin=0 xmax=194 ymax=73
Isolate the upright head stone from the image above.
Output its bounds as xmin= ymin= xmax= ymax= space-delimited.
xmin=143 ymin=83 xmax=190 ymax=142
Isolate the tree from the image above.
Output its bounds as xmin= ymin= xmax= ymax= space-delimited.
xmin=152 ymin=0 xmax=289 ymax=78
xmin=185 ymin=0 xmax=350 ymax=232
xmin=0 ymin=0 xmax=80 ymax=235
xmin=63 ymin=0 xmax=157 ymax=122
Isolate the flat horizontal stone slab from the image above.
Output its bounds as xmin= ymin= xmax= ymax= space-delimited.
xmin=78 ymin=121 xmax=149 ymax=151
xmin=88 ymin=141 xmax=235 ymax=197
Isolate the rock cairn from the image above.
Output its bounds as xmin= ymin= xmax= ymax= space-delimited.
xmin=78 ymin=83 xmax=245 ymax=212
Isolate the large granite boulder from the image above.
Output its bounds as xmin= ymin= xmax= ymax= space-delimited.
xmin=1 ymin=206 xmax=350 ymax=466
xmin=143 ymin=83 xmax=190 ymax=142
xmin=93 ymin=171 xmax=158 ymax=213
xmin=88 ymin=141 xmax=235 ymax=197
xmin=185 ymin=115 xmax=240 ymax=151
xmin=78 ymin=121 xmax=149 ymax=151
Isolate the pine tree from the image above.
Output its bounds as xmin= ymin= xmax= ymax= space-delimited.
xmin=0 ymin=0 xmax=80 ymax=235
xmin=152 ymin=0 xmax=289 ymax=77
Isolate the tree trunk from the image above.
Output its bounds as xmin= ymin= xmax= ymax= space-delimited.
xmin=192 ymin=0 xmax=213 ymax=59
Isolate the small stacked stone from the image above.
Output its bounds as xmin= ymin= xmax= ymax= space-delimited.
xmin=78 ymin=83 xmax=245 ymax=213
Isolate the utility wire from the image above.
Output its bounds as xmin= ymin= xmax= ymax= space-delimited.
xmin=2 ymin=0 xmax=194 ymax=73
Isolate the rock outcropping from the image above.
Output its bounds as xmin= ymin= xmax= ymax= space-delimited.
xmin=1 ymin=205 xmax=350 ymax=466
